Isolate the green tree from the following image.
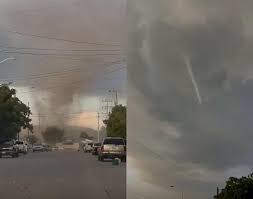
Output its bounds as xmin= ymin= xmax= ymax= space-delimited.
xmin=0 ymin=84 xmax=33 ymax=139
xmin=214 ymin=174 xmax=253 ymax=199
xmin=103 ymin=105 xmax=126 ymax=138
xmin=42 ymin=126 xmax=64 ymax=144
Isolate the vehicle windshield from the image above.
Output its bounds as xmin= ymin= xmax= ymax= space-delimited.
xmin=88 ymin=143 xmax=93 ymax=146
xmin=33 ymin=144 xmax=41 ymax=147
xmin=94 ymin=143 xmax=101 ymax=146
xmin=16 ymin=141 xmax=24 ymax=144
xmin=103 ymin=138 xmax=124 ymax=145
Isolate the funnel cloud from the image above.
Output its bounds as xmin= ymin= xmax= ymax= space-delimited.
xmin=128 ymin=0 xmax=253 ymax=198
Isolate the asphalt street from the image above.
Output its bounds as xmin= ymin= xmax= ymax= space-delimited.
xmin=0 ymin=151 xmax=126 ymax=199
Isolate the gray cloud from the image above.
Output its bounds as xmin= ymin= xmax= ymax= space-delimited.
xmin=128 ymin=0 xmax=253 ymax=198
xmin=0 ymin=0 xmax=126 ymax=126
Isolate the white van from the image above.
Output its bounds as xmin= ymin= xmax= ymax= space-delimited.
xmin=82 ymin=140 xmax=93 ymax=153
xmin=15 ymin=140 xmax=28 ymax=154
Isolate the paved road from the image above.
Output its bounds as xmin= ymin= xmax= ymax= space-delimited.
xmin=0 ymin=151 xmax=126 ymax=199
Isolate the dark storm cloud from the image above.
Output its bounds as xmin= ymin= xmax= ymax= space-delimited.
xmin=0 ymin=0 xmax=126 ymax=120
xmin=129 ymin=0 xmax=253 ymax=171
xmin=128 ymin=2 xmax=253 ymax=198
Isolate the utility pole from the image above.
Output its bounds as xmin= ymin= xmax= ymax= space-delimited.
xmin=27 ymin=102 xmax=30 ymax=143
xmin=109 ymin=89 xmax=118 ymax=106
xmin=97 ymin=112 xmax=100 ymax=142
xmin=106 ymin=100 xmax=109 ymax=116
xmin=102 ymin=99 xmax=113 ymax=119
xmin=115 ymin=90 xmax=118 ymax=106
xmin=38 ymin=113 xmax=41 ymax=135
xmin=77 ymin=93 xmax=82 ymax=138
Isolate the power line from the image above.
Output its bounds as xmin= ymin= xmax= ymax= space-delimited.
xmin=29 ymin=56 xmax=122 ymax=61
xmin=0 ymin=45 xmax=126 ymax=52
xmin=0 ymin=60 xmax=125 ymax=82
xmin=11 ymin=55 xmax=125 ymax=61
xmin=0 ymin=67 xmax=82 ymax=81
xmin=32 ymin=111 xmax=97 ymax=116
xmin=16 ymin=64 xmax=126 ymax=94
xmin=7 ymin=30 xmax=122 ymax=46
xmin=30 ymin=115 xmax=97 ymax=119
xmin=3 ymin=51 xmax=125 ymax=57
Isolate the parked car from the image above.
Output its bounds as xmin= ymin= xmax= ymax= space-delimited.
xmin=32 ymin=143 xmax=44 ymax=152
xmin=42 ymin=143 xmax=52 ymax=152
xmin=0 ymin=139 xmax=19 ymax=158
xmin=83 ymin=142 xmax=93 ymax=153
xmin=92 ymin=143 xmax=101 ymax=155
xmin=98 ymin=137 xmax=126 ymax=162
xmin=15 ymin=140 xmax=28 ymax=154
xmin=62 ymin=140 xmax=79 ymax=151
xmin=58 ymin=146 xmax=64 ymax=150
xmin=52 ymin=146 xmax=59 ymax=151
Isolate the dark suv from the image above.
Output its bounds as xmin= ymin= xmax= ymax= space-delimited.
xmin=0 ymin=139 xmax=19 ymax=158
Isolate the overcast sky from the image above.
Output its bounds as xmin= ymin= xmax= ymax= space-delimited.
xmin=0 ymin=0 xmax=126 ymax=129
xmin=128 ymin=0 xmax=253 ymax=198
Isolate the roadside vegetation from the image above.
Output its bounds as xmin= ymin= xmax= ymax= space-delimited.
xmin=103 ymin=105 xmax=126 ymax=139
xmin=214 ymin=173 xmax=253 ymax=199
xmin=0 ymin=84 xmax=33 ymax=139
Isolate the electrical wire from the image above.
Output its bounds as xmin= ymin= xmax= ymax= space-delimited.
xmin=0 ymin=67 xmax=82 ymax=81
xmin=30 ymin=115 xmax=97 ymax=119
xmin=0 ymin=60 xmax=125 ymax=82
xmin=17 ymin=65 xmax=126 ymax=94
xmin=32 ymin=112 xmax=97 ymax=117
xmin=7 ymin=30 xmax=122 ymax=46
xmin=0 ymin=45 xmax=126 ymax=52
xmin=3 ymin=51 xmax=125 ymax=57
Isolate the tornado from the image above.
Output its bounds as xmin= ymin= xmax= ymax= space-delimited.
xmin=182 ymin=54 xmax=202 ymax=105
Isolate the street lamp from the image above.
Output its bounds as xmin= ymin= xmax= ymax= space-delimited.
xmin=0 ymin=57 xmax=16 ymax=64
